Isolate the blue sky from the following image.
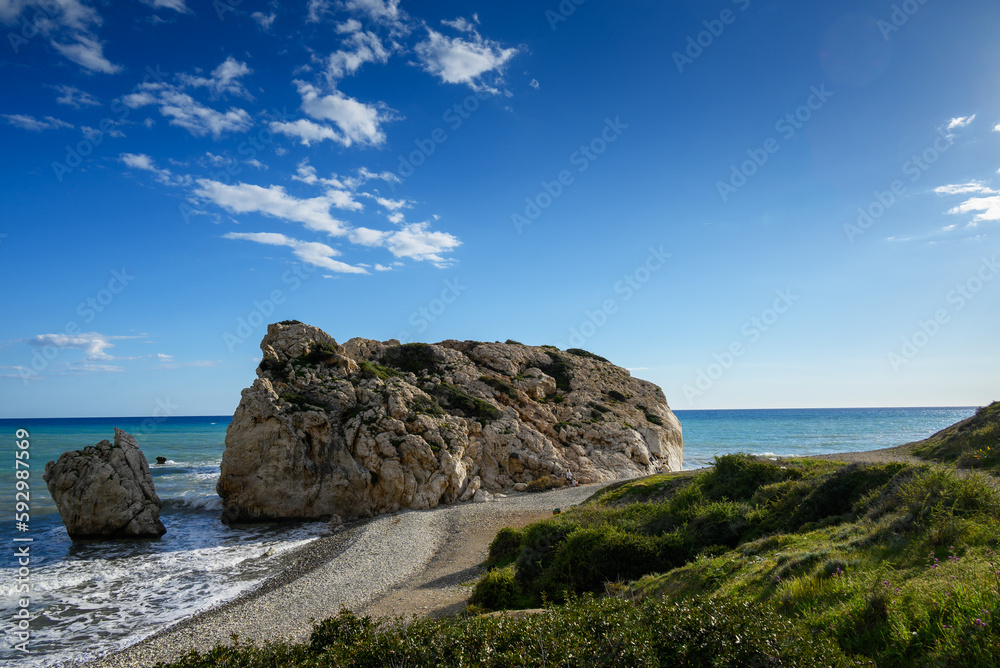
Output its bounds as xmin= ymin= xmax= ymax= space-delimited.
xmin=1 ymin=0 xmax=998 ymax=418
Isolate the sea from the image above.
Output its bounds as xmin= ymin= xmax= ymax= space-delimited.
xmin=0 ymin=406 xmax=978 ymax=666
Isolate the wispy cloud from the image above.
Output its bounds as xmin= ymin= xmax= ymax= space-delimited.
xmin=52 ymin=84 xmax=100 ymax=108
xmin=25 ymin=333 xmax=137 ymax=360
xmin=193 ymin=180 xmax=353 ymax=236
xmin=934 ymin=181 xmax=998 ymax=196
xmin=179 ymin=57 xmax=253 ymax=99
xmin=251 ymin=11 xmax=276 ymax=30
xmin=120 ymin=153 xmax=190 ymax=186
xmin=124 ymin=84 xmax=252 ymax=138
xmin=327 ymin=30 xmax=391 ymax=81
xmin=2 ymin=114 xmax=73 ymax=131
xmin=224 ymin=231 xmax=368 ymax=274
xmin=52 ymin=34 xmax=121 ymax=74
xmin=141 ymin=0 xmax=190 ymax=13
xmin=946 ymin=115 xmax=976 ymax=130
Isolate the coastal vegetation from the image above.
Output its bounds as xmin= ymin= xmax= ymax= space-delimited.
xmin=162 ymin=404 xmax=1000 ymax=667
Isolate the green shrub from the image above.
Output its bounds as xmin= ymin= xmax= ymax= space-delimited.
xmin=487 ymin=527 xmax=525 ymax=567
xmin=524 ymin=475 xmax=565 ymax=493
xmin=358 ymin=360 xmax=401 ymax=381
xmin=607 ymin=390 xmax=629 ymax=402
xmin=435 ymin=383 xmax=502 ymax=421
xmin=566 ymin=348 xmax=610 ymax=363
xmin=381 ymin=343 xmax=441 ymax=375
xmin=538 ymin=353 xmax=574 ymax=392
xmin=470 ymin=565 xmax=525 ymax=610
xmin=480 ymin=376 xmax=518 ymax=399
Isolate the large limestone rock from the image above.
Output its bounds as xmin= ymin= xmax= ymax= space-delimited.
xmin=44 ymin=428 xmax=166 ymax=539
xmin=218 ymin=321 xmax=682 ymax=523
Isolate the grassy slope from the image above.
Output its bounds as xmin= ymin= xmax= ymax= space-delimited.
xmin=907 ymin=401 xmax=1000 ymax=471
xmin=160 ymin=407 xmax=1000 ymax=667
xmin=474 ymin=453 xmax=1000 ymax=667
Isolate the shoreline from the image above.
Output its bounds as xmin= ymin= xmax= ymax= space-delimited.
xmin=76 ymin=442 xmax=932 ymax=668
xmin=79 ymin=483 xmax=609 ymax=668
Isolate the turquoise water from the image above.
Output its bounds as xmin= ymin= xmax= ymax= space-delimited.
xmin=0 ymin=406 xmax=979 ymax=666
xmin=674 ymin=406 xmax=977 ymax=469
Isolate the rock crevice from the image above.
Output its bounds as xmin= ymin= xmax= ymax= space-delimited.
xmin=218 ymin=321 xmax=682 ymax=523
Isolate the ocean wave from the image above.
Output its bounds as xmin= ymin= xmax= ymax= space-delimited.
xmin=169 ymin=493 xmax=224 ymax=511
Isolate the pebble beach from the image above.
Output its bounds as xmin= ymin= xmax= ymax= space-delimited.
xmin=80 ymin=483 xmax=608 ymax=668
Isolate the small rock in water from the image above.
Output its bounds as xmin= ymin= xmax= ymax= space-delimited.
xmin=155 ymin=457 xmax=167 ymax=465
xmin=43 ymin=428 xmax=166 ymax=540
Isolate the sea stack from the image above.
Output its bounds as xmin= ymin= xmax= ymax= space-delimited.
xmin=44 ymin=428 xmax=166 ymax=539
xmin=217 ymin=321 xmax=682 ymax=524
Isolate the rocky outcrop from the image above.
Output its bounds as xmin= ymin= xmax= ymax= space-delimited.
xmin=218 ymin=321 xmax=682 ymax=524
xmin=43 ymin=428 xmax=166 ymax=539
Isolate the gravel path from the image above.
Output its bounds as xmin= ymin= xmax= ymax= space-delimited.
xmin=81 ymin=483 xmax=605 ymax=668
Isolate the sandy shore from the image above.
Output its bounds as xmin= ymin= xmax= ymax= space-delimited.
xmin=81 ymin=483 xmax=606 ymax=668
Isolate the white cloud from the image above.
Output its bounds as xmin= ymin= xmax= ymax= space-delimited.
xmin=52 ymin=34 xmax=121 ymax=73
xmin=306 ymin=0 xmax=330 ymax=22
xmin=375 ymin=263 xmax=393 ymax=271
xmin=348 ymin=227 xmax=388 ymax=246
xmin=270 ymin=118 xmax=343 ymax=146
xmin=948 ymin=195 xmax=1000 ymax=224
xmin=156 ymin=89 xmax=252 ymax=137
xmin=375 ymin=196 xmax=408 ymax=211
xmin=296 ymin=81 xmax=388 ymax=146
xmin=946 ymin=115 xmax=976 ymax=130
xmin=53 ymin=84 xmax=100 ymax=107
xmin=0 ymin=1 xmax=123 ymax=73
xmin=994 ymin=122 xmax=1000 ymax=133
xmin=327 ymin=30 xmax=390 ymax=81
xmin=224 ymin=231 xmax=368 ymax=274
xmin=441 ymin=16 xmax=478 ymax=33
xmin=2 ymin=114 xmax=73 ymax=131
xmin=27 ymin=333 xmax=117 ymax=359
xmin=414 ymin=28 xmax=517 ymax=91
xmin=194 ymin=179 xmax=351 ymax=235
xmin=383 ymin=222 xmax=460 ymax=265
xmin=529 ymin=78 xmax=540 ymax=90
xmin=387 ymin=211 xmax=404 ymax=224
xmin=336 ymin=18 xmax=362 ymax=33
xmin=934 ymin=182 xmax=998 ymax=196
xmin=342 ymin=0 xmax=400 ymax=21
xmin=119 ymin=152 xmax=188 ymax=185
xmin=142 ymin=0 xmax=190 ymax=13
xmin=180 ymin=57 xmax=253 ymax=98
xmin=251 ymin=11 xmax=276 ymax=29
